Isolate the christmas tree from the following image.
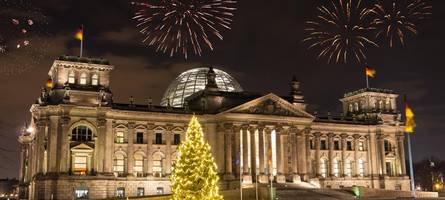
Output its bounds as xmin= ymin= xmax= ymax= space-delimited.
xmin=171 ymin=115 xmax=223 ymax=200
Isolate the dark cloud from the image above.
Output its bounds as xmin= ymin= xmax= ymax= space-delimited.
xmin=0 ymin=0 xmax=444 ymax=178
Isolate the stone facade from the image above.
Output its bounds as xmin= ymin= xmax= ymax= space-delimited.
xmin=18 ymin=56 xmax=410 ymax=200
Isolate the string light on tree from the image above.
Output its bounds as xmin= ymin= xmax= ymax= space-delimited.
xmin=170 ymin=115 xmax=223 ymax=200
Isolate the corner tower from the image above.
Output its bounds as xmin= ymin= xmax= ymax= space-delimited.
xmin=41 ymin=55 xmax=114 ymax=106
xmin=340 ymin=88 xmax=400 ymax=124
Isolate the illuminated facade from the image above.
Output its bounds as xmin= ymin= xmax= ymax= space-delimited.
xmin=18 ymin=56 xmax=410 ymax=199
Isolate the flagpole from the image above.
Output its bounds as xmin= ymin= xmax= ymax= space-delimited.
xmin=404 ymin=94 xmax=416 ymax=198
xmin=366 ymin=73 xmax=369 ymax=88
xmin=80 ymin=25 xmax=84 ymax=57
xmin=240 ymin=132 xmax=243 ymax=200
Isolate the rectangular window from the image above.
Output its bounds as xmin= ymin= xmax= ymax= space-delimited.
xmin=155 ymin=133 xmax=162 ymax=144
xmin=359 ymin=160 xmax=366 ymax=177
xmin=134 ymin=160 xmax=143 ymax=174
xmin=136 ymin=132 xmax=144 ymax=144
xmin=309 ymin=139 xmax=315 ymax=150
xmin=75 ymin=188 xmax=89 ymax=200
xmin=347 ymin=141 xmax=353 ymax=151
xmin=156 ymin=187 xmax=164 ymax=195
xmin=116 ymin=187 xmax=125 ymax=198
xmin=345 ymin=161 xmax=352 ymax=177
xmin=114 ymin=159 xmax=125 ymax=173
xmin=173 ymin=134 xmax=181 ymax=145
xmin=384 ymin=140 xmax=392 ymax=152
xmin=320 ymin=139 xmax=327 ymax=150
xmin=74 ymin=156 xmax=87 ymax=174
xmin=115 ymin=131 xmax=124 ymax=143
xmin=386 ymin=161 xmax=393 ymax=176
xmin=137 ymin=187 xmax=144 ymax=196
xmin=358 ymin=141 xmax=364 ymax=151
xmin=334 ymin=140 xmax=340 ymax=150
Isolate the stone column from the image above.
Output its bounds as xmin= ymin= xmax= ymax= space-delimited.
xmin=146 ymin=126 xmax=154 ymax=176
xmin=258 ymin=126 xmax=268 ymax=183
xmin=249 ymin=126 xmax=257 ymax=178
xmin=242 ymin=126 xmax=249 ymax=175
xmin=165 ymin=125 xmax=173 ymax=175
xmin=96 ymin=118 xmax=106 ymax=173
xmin=354 ymin=134 xmax=360 ymax=177
xmin=103 ymin=119 xmax=114 ymax=174
xmin=290 ymin=132 xmax=298 ymax=175
xmin=341 ymin=134 xmax=347 ymax=177
xmin=276 ymin=127 xmax=285 ymax=183
xmin=315 ymin=132 xmax=321 ymax=177
xmin=377 ymin=133 xmax=387 ymax=176
xmin=224 ymin=124 xmax=234 ymax=180
xmin=216 ymin=124 xmax=225 ymax=175
xmin=233 ymin=126 xmax=241 ymax=179
xmin=397 ymin=133 xmax=406 ymax=176
xmin=48 ymin=117 xmax=59 ymax=172
xmin=35 ymin=119 xmax=47 ymax=174
xmin=297 ymin=129 xmax=308 ymax=181
xmin=305 ymin=132 xmax=312 ymax=177
xmin=264 ymin=128 xmax=273 ymax=182
xmin=368 ymin=132 xmax=379 ymax=177
xmin=328 ymin=133 xmax=334 ymax=177
xmin=59 ymin=116 xmax=70 ymax=172
xmin=127 ymin=122 xmax=135 ymax=176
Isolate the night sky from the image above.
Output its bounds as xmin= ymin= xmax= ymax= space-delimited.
xmin=0 ymin=0 xmax=443 ymax=178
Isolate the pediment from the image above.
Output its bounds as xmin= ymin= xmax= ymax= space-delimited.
xmin=70 ymin=143 xmax=94 ymax=152
xmin=221 ymin=93 xmax=314 ymax=118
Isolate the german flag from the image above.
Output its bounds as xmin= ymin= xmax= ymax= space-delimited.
xmin=75 ymin=28 xmax=83 ymax=41
xmin=366 ymin=67 xmax=376 ymax=78
xmin=46 ymin=78 xmax=54 ymax=88
xmin=405 ymin=103 xmax=416 ymax=133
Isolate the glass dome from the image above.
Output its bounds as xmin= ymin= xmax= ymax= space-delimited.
xmin=160 ymin=67 xmax=243 ymax=107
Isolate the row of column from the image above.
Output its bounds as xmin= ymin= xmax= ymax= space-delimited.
xmin=223 ymin=124 xmax=307 ymax=183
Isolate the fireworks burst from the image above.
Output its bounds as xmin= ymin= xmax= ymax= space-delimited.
xmin=0 ymin=0 xmax=51 ymax=75
xmin=132 ymin=0 xmax=237 ymax=59
xmin=303 ymin=0 xmax=378 ymax=64
xmin=369 ymin=0 xmax=432 ymax=47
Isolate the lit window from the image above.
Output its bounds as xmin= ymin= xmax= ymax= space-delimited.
xmin=137 ymin=187 xmax=144 ymax=197
xmin=115 ymin=131 xmax=124 ymax=143
xmin=68 ymin=71 xmax=75 ymax=84
xmin=333 ymin=159 xmax=340 ymax=177
xmin=74 ymin=156 xmax=87 ymax=174
xmin=156 ymin=187 xmax=164 ymax=195
xmin=80 ymin=73 xmax=87 ymax=85
xmin=320 ymin=159 xmax=328 ymax=178
xmin=345 ymin=160 xmax=352 ymax=177
xmin=152 ymin=153 xmax=163 ymax=177
xmin=379 ymin=100 xmax=384 ymax=109
xmin=134 ymin=154 xmax=144 ymax=176
xmin=358 ymin=159 xmax=365 ymax=177
xmin=116 ymin=187 xmax=125 ymax=198
xmin=354 ymin=103 xmax=359 ymax=111
xmin=71 ymin=126 xmax=93 ymax=142
xmin=358 ymin=141 xmax=365 ymax=151
xmin=114 ymin=154 xmax=125 ymax=175
xmin=386 ymin=161 xmax=393 ymax=176
xmin=91 ymin=74 xmax=98 ymax=85
xmin=349 ymin=104 xmax=353 ymax=112
xmin=75 ymin=188 xmax=89 ymax=199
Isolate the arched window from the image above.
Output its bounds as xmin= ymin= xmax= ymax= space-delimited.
xmin=332 ymin=159 xmax=340 ymax=177
xmin=152 ymin=152 xmax=163 ymax=177
xmin=68 ymin=71 xmax=75 ymax=84
xmin=345 ymin=160 xmax=352 ymax=177
xmin=91 ymin=74 xmax=99 ymax=85
xmin=80 ymin=73 xmax=87 ymax=85
xmin=134 ymin=154 xmax=144 ymax=177
xmin=385 ymin=98 xmax=391 ymax=110
xmin=358 ymin=159 xmax=365 ymax=177
xmin=354 ymin=102 xmax=359 ymax=111
xmin=320 ymin=159 xmax=328 ymax=178
xmin=348 ymin=104 xmax=353 ymax=112
xmin=114 ymin=153 xmax=126 ymax=176
xmin=379 ymin=100 xmax=384 ymax=110
xmin=71 ymin=126 xmax=93 ymax=141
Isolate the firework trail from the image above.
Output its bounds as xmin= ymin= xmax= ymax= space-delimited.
xmin=303 ymin=0 xmax=378 ymax=64
xmin=132 ymin=0 xmax=237 ymax=59
xmin=369 ymin=0 xmax=432 ymax=47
